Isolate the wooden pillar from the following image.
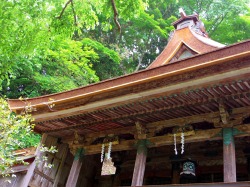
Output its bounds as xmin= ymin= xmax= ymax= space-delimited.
xmin=20 ymin=133 xmax=48 ymax=187
xmin=131 ymin=139 xmax=148 ymax=186
xmin=172 ymin=161 xmax=180 ymax=184
xmin=223 ymin=128 xmax=236 ymax=182
xmin=66 ymin=148 xmax=85 ymax=187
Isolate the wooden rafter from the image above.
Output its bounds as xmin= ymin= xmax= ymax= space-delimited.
xmin=41 ymin=93 xmax=250 ymax=133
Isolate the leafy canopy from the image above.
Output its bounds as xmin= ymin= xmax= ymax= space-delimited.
xmin=0 ymin=98 xmax=40 ymax=173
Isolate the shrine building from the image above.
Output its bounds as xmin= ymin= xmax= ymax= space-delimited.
xmin=7 ymin=9 xmax=250 ymax=187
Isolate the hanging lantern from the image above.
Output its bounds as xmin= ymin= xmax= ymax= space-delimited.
xmin=100 ymin=135 xmax=119 ymax=175
xmin=101 ymin=154 xmax=116 ymax=175
xmin=101 ymin=142 xmax=116 ymax=175
xmin=180 ymin=159 xmax=197 ymax=177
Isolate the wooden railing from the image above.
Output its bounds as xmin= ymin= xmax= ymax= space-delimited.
xmin=126 ymin=181 xmax=250 ymax=187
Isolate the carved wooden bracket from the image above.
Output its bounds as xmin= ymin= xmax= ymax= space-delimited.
xmin=68 ymin=131 xmax=86 ymax=155
xmin=73 ymin=131 xmax=85 ymax=144
xmin=171 ymin=125 xmax=195 ymax=137
xmin=135 ymin=122 xmax=148 ymax=139
xmin=69 ymin=147 xmax=77 ymax=155
xmin=219 ymin=102 xmax=230 ymax=126
xmin=103 ymin=134 xmax=119 ymax=145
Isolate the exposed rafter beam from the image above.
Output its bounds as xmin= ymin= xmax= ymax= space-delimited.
xmin=43 ymin=105 xmax=250 ymax=133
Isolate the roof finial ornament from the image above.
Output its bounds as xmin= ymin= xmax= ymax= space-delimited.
xmin=179 ymin=8 xmax=186 ymax=18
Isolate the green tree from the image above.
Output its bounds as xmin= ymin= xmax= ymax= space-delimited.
xmin=81 ymin=38 xmax=122 ymax=80
xmin=0 ymin=0 xmax=147 ymax=86
xmin=80 ymin=1 xmax=177 ymax=73
xmin=178 ymin=0 xmax=249 ymax=44
xmin=2 ymin=38 xmax=99 ymax=98
xmin=0 ymin=98 xmax=40 ymax=173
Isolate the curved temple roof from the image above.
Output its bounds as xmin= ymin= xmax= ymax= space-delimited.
xmin=7 ymin=9 xmax=250 ymax=137
xmin=147 ymin=10 xmax=225 ymax=69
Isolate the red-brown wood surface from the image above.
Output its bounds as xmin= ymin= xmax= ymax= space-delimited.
xmin=132 ymin=152 xmax=147 ymax=186
xmin=65 ymin=157 xmax=83 ymax=187
xmin=223 ymin=138 xmax=236 ymax=182
xmin=128 ymin=181 xmax=250 ymax=187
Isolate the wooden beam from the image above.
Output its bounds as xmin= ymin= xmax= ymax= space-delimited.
xmin=66 ymin=148 xmax=84 ymax=187
xmin=133 ymin=181 xmax=250 ymax=187
xmin=34 ymin=168 xmax=54 ymax=183
xmin=70 ymin=124 xmax=250 ymax=155
xmin=19 ymin=133 xmax=48 ymax=187
xmin=147 ymin=112 xmax=220 ymax=132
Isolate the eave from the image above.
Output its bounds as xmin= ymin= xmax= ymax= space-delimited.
xmin=8 ymin=40 xmax=250 ymax=112
xmin=7 ymin=40 xmax=250 ymax=137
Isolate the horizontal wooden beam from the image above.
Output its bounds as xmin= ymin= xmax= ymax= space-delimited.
xmin=34 ymin=168 xmax=54 ymax=183
xmin=132 ymin=181 xmax=250 ymax=187
xmin=70 ymin=124 xmax=250 ymax=155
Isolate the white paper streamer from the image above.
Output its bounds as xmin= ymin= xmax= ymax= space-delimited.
xmin=174 ymin=133 xmax=178 ymax=155
xmin=101 ymin=144 xmax=105 ymax=162
xmin=181 ymin=132 xmax=185 ymax=154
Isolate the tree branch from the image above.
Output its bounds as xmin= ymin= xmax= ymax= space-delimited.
xmin=135 ymin=53 xmax=145 ymax=72
xmin=208 ymin=12 xmax=228 ymax=36
xmin=71 ymin=0 xmax=77 ymax=26
xmin=110 ymin=0 xmax=121 ymax=34
xmin=57 ymin=0 xmax=72 ymax=19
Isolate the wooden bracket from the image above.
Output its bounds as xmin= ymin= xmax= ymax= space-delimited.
xmin=72 ymin=131 xmax=85 ymax=144
xmin=135 ymin=122 xmax=148 ymax=139
xmin=103 ymin=134 xmax=119 ymax=145
xmin=219 ymin=102 xmax=230 ymax=126
xmin=171 ymin=125 xmax=195 ymax=136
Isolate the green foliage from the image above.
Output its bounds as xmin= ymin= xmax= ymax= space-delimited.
xmin=82 ymin=38 xmax=122 ymax=80
xmin=2 ymin=38 xmax=99 ymax=98
xmin=0 ymin=0 xmax=56 ymax=86
xmin=0 ymin=98 xmax=40 ymax=173
xmin=205 ymin=10 xmax=250 ymax=44
xmin=178 ymin=0 xmax=250 ymax=44
xmin=0 ymin=0 xmax=147 ymax=87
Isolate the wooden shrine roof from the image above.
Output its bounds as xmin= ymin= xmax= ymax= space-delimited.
xmin=147 ymin=24 xmax=225 ymax=69
xmin=8 ymin=40 xmax=250 ymax=139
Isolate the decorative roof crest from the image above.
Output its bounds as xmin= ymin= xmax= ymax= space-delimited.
xmin=173 ymin=8 xmax=208 ymax=38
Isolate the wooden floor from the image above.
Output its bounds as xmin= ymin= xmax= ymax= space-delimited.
xmin=126 ymin=181 xmax=250 ymax=187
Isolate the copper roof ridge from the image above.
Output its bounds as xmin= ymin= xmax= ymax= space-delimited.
xmin=189 ymin=27 xmax=225 ymax=48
